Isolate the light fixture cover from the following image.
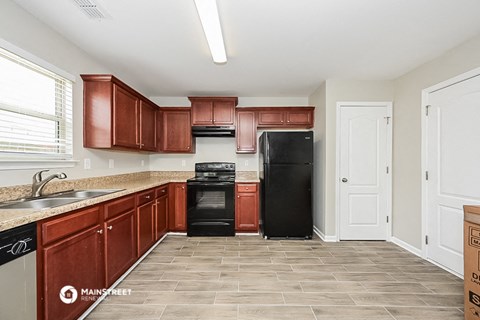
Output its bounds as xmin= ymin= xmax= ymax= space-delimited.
xmin=194 ymin=0 xmax=227 ymax=64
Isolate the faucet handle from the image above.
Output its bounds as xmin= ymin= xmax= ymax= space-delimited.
xmin=33 ymin=169 xmax=50 ymax=182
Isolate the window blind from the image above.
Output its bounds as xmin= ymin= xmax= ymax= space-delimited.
xmin=0 ymin=47 xmax=73 ymax=160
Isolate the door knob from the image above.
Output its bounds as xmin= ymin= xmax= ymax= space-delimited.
xmin=341 ymin=178 xmax=348 ymax=183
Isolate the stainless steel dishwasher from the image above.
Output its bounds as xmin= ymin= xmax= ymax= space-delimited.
xmin=0 ymin=222 xmax=36 ymax=320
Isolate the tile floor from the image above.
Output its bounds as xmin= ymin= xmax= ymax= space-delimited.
xmin=86 ymin=235 xmax=464 ymax=320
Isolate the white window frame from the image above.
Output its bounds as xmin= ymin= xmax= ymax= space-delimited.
xmin=0 ymin=39 xmax=78 ymax=170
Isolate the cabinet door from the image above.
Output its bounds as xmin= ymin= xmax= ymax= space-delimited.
xmin=235 ymin=184 xmax=259 ymax=231
xmin=42 ymin=225 xmax=104 ymax=320
xmin=169 ymin=183 xmax=186 ymax=231
xmin=257 ymin=110 xmax=285 ymax=127
xmin=156 ymin=194 xmax=169 ymax=240
xmin=236 ymin=110 xmax=257 ymax=153
xmin=139 ymin=100 xmax=157 ymax=151
xmin=213 ymin=100 xmax=235 ymax=125
xmin=137 ymin=198 xmax=156 ymax=257
xmin=113 ymin=84 xmax=139 ymax=148
xmin=286 ymin=109 xmax=314 ymax=127
xmin=161 ymin=110 xmax=194 ymax=152
xmin=105 ymin=210 xmax=136 ymax=287
xmin=191 ymin=100 xmax=213 ymax=125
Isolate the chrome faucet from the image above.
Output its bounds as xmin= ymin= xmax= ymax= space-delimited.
xmin=32 ymin=170 xmax=67 ymax=198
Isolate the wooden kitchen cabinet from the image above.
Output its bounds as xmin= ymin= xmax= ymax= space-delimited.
xmin=136 ymin=189 xmax=156 ymax=256
xmin=81 ymin=74 xmax=158 ymax=152
xmin=235 ymin=183 xmax=259 ymax=232
xmin=257 ymin=107 xmax=314 ymax=128
xmin=157 ymin=107 xmax=195 ymax=153
xmin=103 ymin=195 xmax=136 ymax=287
xmin=235 ymin=109 xmax=257 ymax=153
xmin=139 ymin=99 xmax=157 ymax=151
xmin=169 ymin=182 xmax=187 ymax=231
xmin=38 ymin=206 xmax=104 ymax=320
xmin=155 ymin=185 xmax=169 ymax=240
xmin=189 ymin=96 xmax=238 ymax=126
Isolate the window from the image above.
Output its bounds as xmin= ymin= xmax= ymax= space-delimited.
xmin=0 ymin=46 xmax=73 ymax=160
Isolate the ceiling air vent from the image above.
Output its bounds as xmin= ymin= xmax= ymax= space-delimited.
xmin=71 ymin=0 xmax=107 ymax=19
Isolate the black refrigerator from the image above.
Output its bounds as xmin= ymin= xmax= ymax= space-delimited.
xmin=259 ymin=131 xmax=313 ymax=239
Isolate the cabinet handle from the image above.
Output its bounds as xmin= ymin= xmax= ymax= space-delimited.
xmin=97 ymin=229 xmax=103 ymax=234
xmin=107 ymin=226 xmax=113 ymax=230
xmin=145 ymin=195 xmax=151 ymax=199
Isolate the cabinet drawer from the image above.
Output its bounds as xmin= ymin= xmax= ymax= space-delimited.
xmin=237 ymin=184 xmax=257 ymax=193
xmin=104 ymin=195 xmax=135 ymax=220
xmin=41 ymin=206 xmax=101 ymax=245
xmin=137 ymin=189 xmax=155 ymax=206
xmin=156 ymin=185 xmax=168 ymax=198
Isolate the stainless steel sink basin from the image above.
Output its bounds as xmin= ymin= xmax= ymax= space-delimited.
xmin=0 ymin=189 xmax=124 ymax=210
xmin=51 ymin=189 xmax=124 ymax=199
xmin=0 ymin=197 xmax=81 ymax=209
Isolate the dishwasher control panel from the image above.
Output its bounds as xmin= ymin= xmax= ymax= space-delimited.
xmin=0 ymin=222 xmax=36 ymax=266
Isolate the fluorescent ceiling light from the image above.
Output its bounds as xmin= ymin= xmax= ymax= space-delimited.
xmin=194 ymin=0 xmax=227 ymax=64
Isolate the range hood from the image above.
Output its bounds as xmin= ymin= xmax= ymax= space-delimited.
xmin=191 ymin=125 xmax=235 ymax=137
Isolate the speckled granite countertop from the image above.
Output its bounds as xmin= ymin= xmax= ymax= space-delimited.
xmin=0 ymin=170 xmax=259 ymax=232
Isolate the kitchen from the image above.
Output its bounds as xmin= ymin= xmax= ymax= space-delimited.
xmin=1 ymin=0 xmax=480 ymax=319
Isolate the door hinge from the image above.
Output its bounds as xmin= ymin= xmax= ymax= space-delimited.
xmin=384 ymin=116 xmax=391 ymax=125
xmin=386 ymin=216 xmax=389 ymax=223
xmin=425 ymin=105 xmax=431 ymax=116
xmin=425 ymin=171 xmax=429 ymax=180
xmin=386 ymin=166 xmax=389 ymax=174
xmin=425 ymin=235 xmax=429 ymax=245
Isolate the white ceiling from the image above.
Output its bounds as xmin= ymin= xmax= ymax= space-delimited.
xmin=12 ymin=0 xmax=480 ymax=97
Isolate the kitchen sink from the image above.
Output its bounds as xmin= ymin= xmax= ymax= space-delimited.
xmin=0 ymin=189 xmax=124 ymax=210
xmin=51 ymin=189 xmax=124 ymax=198
xmin=0 ymin=197 xmax=81 ymax=209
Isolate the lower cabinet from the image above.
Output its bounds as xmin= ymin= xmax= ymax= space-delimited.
xmin=104 ymin=195 xmax=136 ymax=287
xmin=155 ymin=185 xmax=169 ymax=240
xmin=136 ymin=189 xmax=156 ymax=257
xmin=38 ymin=206 xmax=104 ymax=320
xmin=169 ymin=182 xmax=187 ymax=231
xmin=235 ymin=183 xmax=259 ymax=232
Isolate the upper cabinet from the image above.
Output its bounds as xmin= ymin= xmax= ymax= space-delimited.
xmin=236 ymin=109 xmax=257 ymax=154
xmin=157 ymin=107 xmax=195 ymax=153
xmin=82 ymin=74 xmax=158 ymax=152
xmin=189 ymin=97 xmax=238 ymax=126
xmin=257 ymin=107 xmax=314 ymax=128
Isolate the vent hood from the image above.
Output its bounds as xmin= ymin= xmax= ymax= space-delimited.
xmin=192 ymin=125 xmax=235 ymax=137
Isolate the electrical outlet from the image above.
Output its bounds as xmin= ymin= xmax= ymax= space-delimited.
xmin=108 ymin=159 xmax=114 ymax=169
xmin=141 ymin=160 xmax=145 ymax=166
xmin=245 ymin=160 xmax=249 ymax=167
xmin=84 ymin=158 xmax=91 ymax=170
xmin=181 ymin=160 xmax=186 ymax=167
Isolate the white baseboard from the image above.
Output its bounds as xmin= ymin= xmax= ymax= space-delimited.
xmin=390 ymin=236 xmax=422 ymax=257
xmin=313 ymin=226 xmax=337 ymax=242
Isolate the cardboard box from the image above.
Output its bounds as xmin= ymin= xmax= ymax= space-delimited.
xmin=464 ymin=205 xmax=480 ymax=320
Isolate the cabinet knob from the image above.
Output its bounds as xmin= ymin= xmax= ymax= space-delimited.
xmin=107 ymin=226 xmax=113 ymax=230
xmin=237 ymin=196 xmax=240 ymax=198
xmin=97 ymin=229 xmax=103 ymax=234
xmin=145 ymin=195 xmax=151 ymax=199
xmin=162 ymin=189 xmax=166 ymax=193
xmin=182 ymin=186 xmax=185 ymax=190
xmin=246 ymin=188 xmax=249 ymax=190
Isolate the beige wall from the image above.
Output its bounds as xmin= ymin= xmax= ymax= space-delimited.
xmin=393 ymin=34 xmax=480 ymax=248
xmin=308 ymin=82 xmax=326 ymax=233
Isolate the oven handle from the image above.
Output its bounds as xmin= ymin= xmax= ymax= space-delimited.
xmin=190 ymin=222 xmax=231 ymax=226
xmin=187 ymin=182 xmax=234 ymax=186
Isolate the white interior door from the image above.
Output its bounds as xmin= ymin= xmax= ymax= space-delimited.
xmin=338 ymin=103 xmax=391 ymax=240
xmin=426 ymin=74 xmax=480 ymax=276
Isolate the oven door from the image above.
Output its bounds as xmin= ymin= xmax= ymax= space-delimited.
xmin=187 ymin=181 xmax=235 ymax=236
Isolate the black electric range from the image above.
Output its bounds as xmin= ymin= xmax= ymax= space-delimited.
xmin=186 ymin=162 xmax=236 ymax=236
